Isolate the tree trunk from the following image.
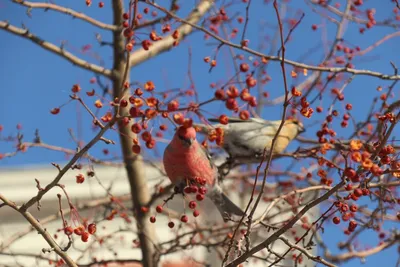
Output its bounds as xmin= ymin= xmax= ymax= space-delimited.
xmin=112 ymin=1 xmax=156 ymax=266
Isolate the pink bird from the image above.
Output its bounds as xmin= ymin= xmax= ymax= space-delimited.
xmin=163 ymin=126 xmax=244 ymax=221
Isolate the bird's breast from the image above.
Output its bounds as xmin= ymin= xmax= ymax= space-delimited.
xmin=164 ymin=146 xmax=215 ymax=185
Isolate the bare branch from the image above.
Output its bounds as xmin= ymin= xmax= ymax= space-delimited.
xmin=129 ymin=0 xmax=214 ymax=67
xmin=0 ymin=21 xmax=113 ymax=77
xmin=20 ymin=117 xmax=117 ymax=212
xmin=0 ymin=194 xmax=78 ymax=267
xmin=11 ymin=0 xmax=119 ymax=31
xmin=325 ymin=234 xmax=400 ymax=262
xmin=278 ymin=236 xmax=337 ymax=267
xmin=147 ymin=3 xmax=400 ymax=80
xmin=226 ymin=181 xmax=346 ymax=266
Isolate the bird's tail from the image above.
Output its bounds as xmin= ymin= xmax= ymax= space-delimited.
xmin=209 ymin=188 xmax=245 ymax=221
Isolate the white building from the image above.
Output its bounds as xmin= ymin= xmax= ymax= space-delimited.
xmin=0 ymin=163 xmax=319 ymax=266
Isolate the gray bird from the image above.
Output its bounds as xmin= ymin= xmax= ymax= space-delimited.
xmin=196 ymin=117 xmax=305 ymax=163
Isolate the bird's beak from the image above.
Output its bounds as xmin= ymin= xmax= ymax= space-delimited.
xmin=179 ymin=136 xmax=193 ymax=146
xmin=185 ymin=138 xmax=194 ymax=146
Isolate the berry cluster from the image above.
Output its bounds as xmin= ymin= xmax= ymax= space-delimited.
xmin=63 ymin=222 xmax=96 ymax=242
xmin=149 ymin=178 xmax=207 ymax=226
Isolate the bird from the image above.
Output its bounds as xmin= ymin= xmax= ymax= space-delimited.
xmin=163 ymin=126 xmax=244 ymax=221
xmin=196 ymin=117 xmax=305 ymax=163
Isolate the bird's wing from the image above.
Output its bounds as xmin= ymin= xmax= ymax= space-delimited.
xmin=222 ymin=120 xmax=281 ymax=156
xmin=208 ymin=117 xmax=268 ymax=124
xmin=194 ymin=142 xmax=216 ymax=170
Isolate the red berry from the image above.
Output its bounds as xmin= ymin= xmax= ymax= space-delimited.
xmin=71 ymin=84 xmax=81 ymax=93
xmin=190 ymin=185 xmax=198 ymax=193
xmin=350 ymin=194 xmax=359 ymax=201
xmin=141 ymin=131 xmax=151 ymax=142
xmin=81 ymin=232 xmax=89 ymax=242
xmin=215 ymin=89 xmax=225 ymax=100
xmin=349 ymin=220 xmax=357 ymax=230
xmin=227 ymin=86 xmax=239 ymax=98
xmin=145 ymin=139 xmax=155 ymax=149
xmin=156 ymin=205 xmax=163 ymax=213
xmin=122 ymin=13 xmax=129 ymax=20
xmin=354 ymin=0 xmax=363 ymax=6
xmin=342 ymin=213 xmax=351 ymax=222
xmin=193 ymin=210 xmax=200 ymax=217
xmin=362 ymin=188 xmax=370 ymax=196
xmin=344 ymin=167 xmax=356 ymax=179
xmin=132 ymin=144 xmax=141 ymax=154
xmin=74 ymin=226 xmax=84 ymax=236
xmin=120 ymin=99 xmax=128 ymax=107
xmin=150 ymin=216 xmax=156 ymax=223
xmin=188 ymin=201 xmax=197 ymax=209
xmin=168 ymin=221 xmax=175 ymax=228
xmin=332 ymin=217 xmax=340 ymax=224
xmin=198 ymin=187 xmax=207 ymax=195
xmin=88 ymin=223 xmax=96 ymax=235
xmin=225 ymin=98 xmax=238 ymax=110
xmin=219 ymin=115 xmax=229 ymax=125
xmin=131 ymin=123 xmax=142 ymax=134
xmin=173 ymin=113 xmax=184 ymax=125
xmin=129 ymin=107 xmax=142 ymax=118
xmin=340 ymin=204 xmax=349 ymax=212
xmin=123 ymin=28 xmax=134 ymax=38
xmin=239 ymin=110 xmax=250 ymax=120
xmin=350 ymin=205 xmax=358 ymax=212
xmin=76 ymin=174 xmax=85 ymax=184
xmin=240 ymin=63 xmax=249 ymax=72
xmin=135 ymin=88 xmax=143 ymax=96
xmin=184 ymin=187 xmax=192 ymax=194
xmin=354 ymin=188 xmax=363 ymax=197
xmin=245 ymin=76 xmax=257 ymax=88
xmin=142 ymin=40 xmax=152 ymax=50
xmin=50 ymin=108 xmax=60 ymax=115
xmin=345 ymin=103 xmax=352 ymax=110
xmin=180 ymin=215 xmax=188 ymax=223
xmin=196 ymin=194 xmax=204 ymax=201
xmin=167 ymin=100 xmax=179 ymax=111
xmin=64 ymin=226 xmax=73 ymax=236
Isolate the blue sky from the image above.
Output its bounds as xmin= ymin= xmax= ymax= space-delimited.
xmin=1 ymin=0 xmax=399 ymax=266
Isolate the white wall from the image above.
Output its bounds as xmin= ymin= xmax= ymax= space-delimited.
xmin=0 ymin=163 xmax=319 ymax=266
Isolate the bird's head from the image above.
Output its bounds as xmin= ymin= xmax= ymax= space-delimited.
xmin=175 ymin=126 xmax=197 ymax=147
xmin=287 ymin=119 xmax=305 ymax=134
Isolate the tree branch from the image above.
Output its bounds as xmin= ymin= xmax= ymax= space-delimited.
xmin=325 ymin=234 xmax=400 ymax=263
xmin=226 ymin=181 xmax=345 ymax=266
xmin=147 ymin=3 xmax=400 ymax=80
xmin=11 ymin=0 xmax=119 ymax=31
xmin=111 ymin=0 xmax=157 ymax=266
xmin=278 ymin=236 xmax=337 ymax=267
xmin=129 ymin=0 xmax=214 ymax=68
xmin=20 ymin=117 xmax=117 ymax=212
xmin=0 ymin=194 xmax=77 ymax=267
xmin=0 ymin=21 xmax=113 ymax=77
